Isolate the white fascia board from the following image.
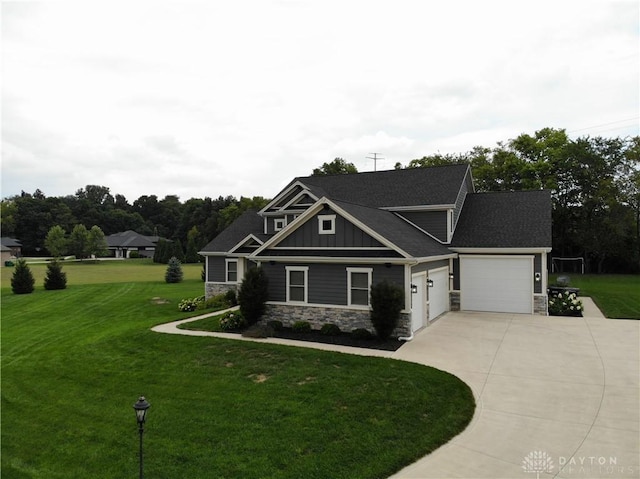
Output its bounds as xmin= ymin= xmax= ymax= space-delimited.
xmin=198 ymin=251 xmax=229 ymax=256
xmin=411 ymin=254 xmax=458 ymax=263
xmin=255 ymin=256 xmax=418 ymax=265
xmin=258 ymin=180 xmax=308 ymax=214
xmin=280 ymin=190 xmax=320 ymax=211
xmin=228 ymin=234 xmax=265 ymax=253
xmin=381 ymin=204 xmax=455 ymax=212
xmin=451 ymin=247 xmax=552 ymax=254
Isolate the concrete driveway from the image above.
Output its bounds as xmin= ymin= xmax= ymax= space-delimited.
xmin=389 ymin=305 xmax=640 ymax=479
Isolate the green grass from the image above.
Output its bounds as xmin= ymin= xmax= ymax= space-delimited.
xmin=1 ymin=263 xmax=475 ymax=479
xmin=550 ymin=274 xmax=640 ymax=319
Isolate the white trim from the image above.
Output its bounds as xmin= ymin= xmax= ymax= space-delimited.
xmin=347 ymin=267 xmax=372 ymax=307
xmin=257 ymin=256 xmax=412 ymax=264
xmin=281 ymin=190 xmax=318 ymax=211
xmin=451 ymin=247 xmax=552 ymax=254
xmin=274 ymin=217 xmax=287 ymax=232
xmin=259 ymin=180 xmax=308 ymax=214
xmin=381 ymin=204 xmax=455 ymax=212
xmin=285 ymin=266 xmax=309 ymax=303
xmin=318 ymin=214 xmax=336 ymax=235
xmin=271 ymin=246 xmax=392 ymax=251
xmin=225 ymin=258 xmax=238 ymax=283
xmin=228 ymin=234 xmax=265 ymax=254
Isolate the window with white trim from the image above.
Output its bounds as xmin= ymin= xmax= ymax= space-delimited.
xmin=318 ymin=214 xmax=336 ymax=235
xmin=347 ymin=267 xmax=372 ymax=306
xmin=286 ymin=266 xmax=308 ymax=303
xmin=274 ymin=218 xmax=286 ymax=231
xmin=226 ymin=259 xmax=238 ymax=283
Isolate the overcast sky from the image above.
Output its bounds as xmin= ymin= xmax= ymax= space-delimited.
xmin=2 ymin=1 xmax=638 ymax=203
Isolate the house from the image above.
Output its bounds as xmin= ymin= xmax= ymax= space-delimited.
xmin=199 ymin=164 xmax=552 ymax=337
xmin=105 ymin=231 xmax=159 ymax=258
xmin=1 ymin=237 xmax=22 ymax=257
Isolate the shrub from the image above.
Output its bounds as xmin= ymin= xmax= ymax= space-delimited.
xmin=238 ymin=267 xmax=269 ymax=325
xmin=242 ymin=324 xmax=274 ymax=338
xmin=11 ymin=259 xmax=35 ymax=294
xmin=197 ymin=293 xmax=231 ymax=311
xmin=219 ymin=311 xmax=245 ymax=331
xmin=44 ymin=260 xmax=67 ymax=290
xmin=351 ymin=328 xmax=374 ymax=340
xmin=224 ymin=289 xmax=238 ymax=306
xmin=549 ymin=291 xmax=583 ymax=317
xmin=320 ymin=323 xmax=341 ymax=336
xmin=369 ymin=280 xmax=404 ymax=340
xmin=165 ymin=256 xmax=184 ymax=283
xmin=129 ymin=251 xmax=140 ymax=259
xmin=178 ymin=297 xmax=204 ymax=312
xmin=267 ymin=320 xmax=283 ymax=331
xmin=292 ymin=321 xmax=312 ymax=333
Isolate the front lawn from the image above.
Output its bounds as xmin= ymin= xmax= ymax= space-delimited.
xmin=1 ymin=267 xmax=474 ymax=478
xmin=549 ymin=274 xmax=640 ymax=319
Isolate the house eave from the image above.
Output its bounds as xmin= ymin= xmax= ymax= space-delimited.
xmin=381 ymin=204 xmax=456 ymax=212
xmin=450 ymin=247 xmax=552 ymax=254
xmin=251 ymin=255 xmax=418 ymax=265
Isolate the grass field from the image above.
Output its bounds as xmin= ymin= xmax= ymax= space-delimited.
xmin=550 ymin=274 xmax=640 ymax=319
xmin=1 ymin=261 xmax=475 ymax=478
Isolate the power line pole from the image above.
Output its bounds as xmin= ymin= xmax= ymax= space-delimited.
xmin=366 ymin=152 xmax=384 ymax=172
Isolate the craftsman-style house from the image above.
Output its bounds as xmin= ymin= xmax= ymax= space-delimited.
xmin=200 ymin=164 xmax=551 ymax=337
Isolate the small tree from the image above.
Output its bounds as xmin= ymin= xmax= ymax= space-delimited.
xmin=369 ymin=280 xmax=404 ymax=340
xmin=45 ymin=225 xmax=68 ymax=258
xmin=238 ymin=266 xmax=269 ymax=326
xmin=11 ymin=259 xmax=35 ymax=294
xmin=68 ymin=224 xmax=89 ymax=259
xmin=165 ymin=256 xmax=184 ymax=283
xmin=87 ymin=225 xmax=108 ymax=258
xmin=44 ymin=260 xmax=67 ymax=290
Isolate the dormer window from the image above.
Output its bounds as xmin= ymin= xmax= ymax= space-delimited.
xmin=318 ymin=214 xmax=336 ymax=235
xmin=274 ymin=218 xmax=286 ymax=232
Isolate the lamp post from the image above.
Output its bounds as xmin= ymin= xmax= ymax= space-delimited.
xmin=133 ymin=396 xmax=150 ymax=479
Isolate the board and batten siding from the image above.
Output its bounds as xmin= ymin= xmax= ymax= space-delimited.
xmin=397 ymin=211 xmax=448 ymax=242
xmin=277 ymin=211 xmax=385 ymax=248
xmin=262 ymin=262 xmax=405 ymax=306
xmin=206 ymin=256 xmax=226 ymax=282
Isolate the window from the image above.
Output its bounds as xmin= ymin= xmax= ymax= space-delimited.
xmin=274 ymin=218 xmax=286 ymax=231
xmin=347 ymin=268 xmax=372 ymax=306
xmin=226 ymin=259 xmax=238 ymax=283
xmin=318 ymin=214 xmax=336 ymax=235
xmin=286 ymin=266 xmax=308 ymax=303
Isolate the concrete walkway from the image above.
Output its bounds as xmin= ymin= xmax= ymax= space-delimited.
xmin=153 ymin=301 xmax=640 ymax=479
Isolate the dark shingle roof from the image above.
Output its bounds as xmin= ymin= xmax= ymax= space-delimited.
xmin=451 ymin=190 xmax=552 ymax=248
xmin=106 ymin=231 xmax=156 ymax=248
xmin=332 ymin=200 xmax=453 ymax=258
xmin=296 ymin=164 xmax=470 ymax=207
xmin=200 ymin=210 xmax=265 ymax=253
xmin=1 ymin=237 xmax=22 ymax=247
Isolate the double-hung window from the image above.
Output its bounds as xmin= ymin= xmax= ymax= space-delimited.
xmin=286 ymin=266 xmax=308 ymax=303
xmin=226 ymin=259 xmax=238 ymax=283
xmin=347 ymin=267 xmax=372 ymax=306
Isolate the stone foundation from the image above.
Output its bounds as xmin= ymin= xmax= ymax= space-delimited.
xmin=262 ymin=303 xmax=411 ymax=338
xmin=205 ymin=282 xmax=237 ymax=299
xmin=449 ymin=291 xmax=460 ymax=311
xmin=534 ymin=294 xmax=548 ymax=315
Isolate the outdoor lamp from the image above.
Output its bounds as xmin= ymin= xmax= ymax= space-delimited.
xmin=133 ymin=396 xmax=150 ymax=479
xmin=427 ymin=279 xmax=434 ymax=287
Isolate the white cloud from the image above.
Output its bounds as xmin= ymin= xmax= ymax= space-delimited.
xmin=2 ymin=0 xmax=638 ymax=202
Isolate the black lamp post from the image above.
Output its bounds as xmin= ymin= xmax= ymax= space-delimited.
xmin=133 ymin=396 xmax=150 ymax=479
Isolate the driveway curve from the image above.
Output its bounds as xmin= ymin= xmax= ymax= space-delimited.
xmin=153 ymin=302 xmax=639 ymax=479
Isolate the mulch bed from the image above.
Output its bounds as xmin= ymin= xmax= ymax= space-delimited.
xmin=266 ymin=328 xmax=405 ymax=351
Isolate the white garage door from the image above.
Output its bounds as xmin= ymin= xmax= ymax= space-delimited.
xmin=460 ymin=256 xmax=533 ymax=314
xmin=428 ymin=268 xmax=449 ymax=321
xmin=411 ymin=274 xmax=426 ymax=332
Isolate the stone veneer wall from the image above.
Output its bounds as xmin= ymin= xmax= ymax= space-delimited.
xmin=263 ymin=304 xmax=412 ymax=338
xmin=450 ymin=291 xmax=548 ymax=315
xmin=205 ymin=282 xmax=237 ymax=299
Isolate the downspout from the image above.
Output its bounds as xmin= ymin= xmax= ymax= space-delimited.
xmin=398 ymin=330 xmax=414 ymax=342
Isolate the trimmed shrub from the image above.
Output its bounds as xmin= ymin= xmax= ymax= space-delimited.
xmin=267 ymin=320 xmax=283 ymax=331
xmin=11 ymin=259 xmax=35 ymax=294
xmin=238 ymin=267 xmax=269 ymax=325
xmin=370 ymin=280 xmax=404 ymax=340
xmin=44 ymin=260 xmax=67 ymax=290
xmin=292 ymin=321 xmax=312 ymax=333
xmin=219 ymin=311 xmax=245 ymax=331
xmin=165 ymin=256 xmax=184 ymax=283
xmin=320 ymin=323 xmax=341 ymax=336
xmin=224 ymin=289 xmax=238 ymax=306
xmin=351 ymin=328 xmax=374 ymax=340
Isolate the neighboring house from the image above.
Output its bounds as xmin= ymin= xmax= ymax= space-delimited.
xmin=1 ymin=244 xmax=13 ymax=265
xmin=1 ymin=237 xmax=22 ymax=257
xmin=106 ymin=231 xmax=159 ymax=258
xmin=199 ymin=164 xmax=552 ymax=337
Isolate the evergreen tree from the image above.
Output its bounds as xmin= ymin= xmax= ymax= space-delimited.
xmin=238 ymin=266 xmax=269 ymax=325
xmin=165 ymin=256 xmax=183 ymax=283
xmin=369 ymin=280 xmax=404 ymax=340
xmin=153 ymin=239 xmax=168 ymax=263
xmin=44 ymin=260 xmax=67 ymax=290
xmin=11 ymin=259 xmax=35 ymax=294
xmin=185 ymin=226 xmax=201 ymax=263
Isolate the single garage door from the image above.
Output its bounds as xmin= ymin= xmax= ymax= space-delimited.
xmin=460 ymin=256 xmax=533 ymax=314
xmin=428 ymin=268 xmax=449 ymax=321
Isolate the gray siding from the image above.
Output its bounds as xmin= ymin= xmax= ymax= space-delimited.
xmin=277 ymin=209 xmax=385 ymax=248
xmin=207 ymin=256 xmax=226 ymax=282
xmin=397 ymin=211 xmax=447 ymax=242
xmin=534 ymin=253 xmax=542 ymax=294
xmin=453 ymin=171 xmax=473 ymax=227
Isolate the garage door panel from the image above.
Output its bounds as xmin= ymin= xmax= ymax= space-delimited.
xmin=461 ymin=257 xmax=533 ymax=314
xmin=428 ymin=268 xmax=449 ymax=321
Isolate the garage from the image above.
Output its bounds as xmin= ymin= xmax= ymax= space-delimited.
xmin=428 ymin=267 xmax=449 ymax=321
xmin=460 ymin=256 xmax=533 ymax=314
xmin=410 ymin=273 xmax=426 ymax=332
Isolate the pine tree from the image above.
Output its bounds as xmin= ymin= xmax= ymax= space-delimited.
xmin=44 ymin=260 xmax=67 ymax=290
xmin=11 ymin=259 xmax=35 ymax=294
xmin=165 ymin=256 xmax=184 ymax=283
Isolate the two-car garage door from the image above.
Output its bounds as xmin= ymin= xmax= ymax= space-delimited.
xmin=460 ymin=256 xmax=533 ymax=314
